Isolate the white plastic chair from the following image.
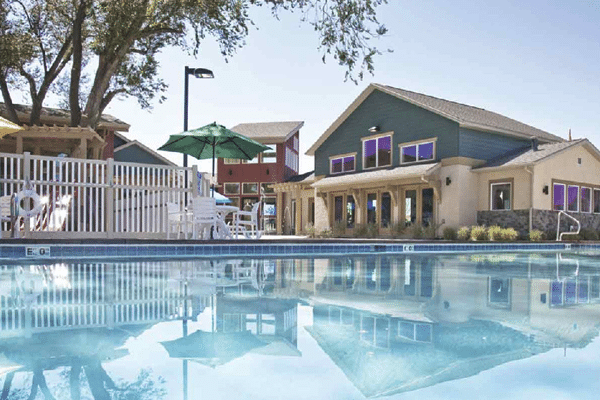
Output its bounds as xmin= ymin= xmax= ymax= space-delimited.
xmin=191 ymin=197 xmax=217 ymax=240
xmin=166 ymin=202 xmax=193 ymax=239
xmin=46 ymin=194 xmax=72 ymax=231
xmin=233 ymin=202 xmax=262 ymax=239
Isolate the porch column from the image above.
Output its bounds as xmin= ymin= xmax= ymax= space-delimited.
xmin=78 ymin=138 xmax=88 ymax=159
xmin=294 ymin=188 xmax=302 ymax=234
xmin=16 ymin=134 xmax=23 ymax=154
xmin=352 ymin=189 xmax=364 ymax=225
xmin=276 ymin=191 xmax=283 ymax=234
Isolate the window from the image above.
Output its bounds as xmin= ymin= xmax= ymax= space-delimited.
xmin=224 ymin=158 xmax=239 ymax=164
xmin=293 ymin=136 xmax=299 ymax=152
xmin=489 ymin=278 xmax=510 ymax=307
xmin=381 ymin=192 xmax=391 ymax=228
xmin=401 ymin=141 xmax=435 ymax=164
xmin=224 ymin=183 xmax=240 ymax=195
xmin=581 ymin=187 xmax=592 ymax=213
xmin=490 ymin=182 xmax=511 ymax=211
xmin=346 ymin=196 xmax=355 ymax=228
xmin=367 ymin=193 xmax=377 ymax=224
xmin=554 ymin=183 xmax=565 ymax=211
xmin=567 ymin=185 xmax=579 ymax=212
xmin=334 ymin=196 xmax=344 ymax=222
xmin=330 ymin=155 xmax=355 ymax=174
xmin=242 ymin=183 xmax=258 ymax=195
xmin=594 ymin=189 xmax=600 ymax=213
xmin=285 ymin=147 xmax=298 ymax=172
xmin=398 ymin=321 xmax=432 ymax=343
xmin=243 ymin=155 xmax=258 ymax=164
xmin=262 ymin=145 xmax=277 ymax=164
xmin=261 ymin=183 xmax=274 ymax=194
xmin=363 ymin=135 xmax=391 ymax=169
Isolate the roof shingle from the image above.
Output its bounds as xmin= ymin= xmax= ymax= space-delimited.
xmin=230 ymin=121 xmax=304 ymax=143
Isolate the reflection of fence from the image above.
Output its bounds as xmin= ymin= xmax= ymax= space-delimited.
xmin=0 ymin=152 xmax=209 ymax=238
xmin=0 ymin=262 xmax=203 ymax=338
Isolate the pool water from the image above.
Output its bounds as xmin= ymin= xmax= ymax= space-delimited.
xmin=1 ymin=252 xmax=599 ymax=399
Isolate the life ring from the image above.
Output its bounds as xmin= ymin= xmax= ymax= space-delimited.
xmin=15 ymin=189 xmax=43 ymax=218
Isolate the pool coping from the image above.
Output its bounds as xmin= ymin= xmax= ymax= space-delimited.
xmin=1 ymin=239 xmax=598 ymax=262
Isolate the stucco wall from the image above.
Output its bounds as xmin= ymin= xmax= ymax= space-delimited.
xmin=476 ymin=168 xmax=532 ymax=211
xmin=532 ymin=144 xmax=600 ymax=210
xmin=439 ymin=163 xmax=479 ymax=228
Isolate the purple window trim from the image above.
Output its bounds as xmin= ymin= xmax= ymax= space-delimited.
xmin=553 ymin=183 xmax=565 ymax=211
xmin=567 ymin=185 xmax=579 ymax=212
xmin=581 ymin=187 xmax=592 ymax=213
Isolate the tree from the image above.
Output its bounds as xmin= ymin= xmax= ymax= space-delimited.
xmin=1 ymin=0 xmax=389 ymax=128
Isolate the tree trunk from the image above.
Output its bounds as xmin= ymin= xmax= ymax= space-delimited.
xmin=1 ymin=372 xmax=14 ymax=400
xmin=69 ymin=0 xmax=87 ymax=127
xmin=0 ymin=74 xmax=20 ymax=124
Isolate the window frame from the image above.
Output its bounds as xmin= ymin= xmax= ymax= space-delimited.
xmin=553 ymin=182 xmax=566 ymax=211
xmin=581 ymin=186 xmax=592 ymax=213
xmin=224 ymin=158 xmax=240 ymax=164
xmin=489 ymin=180 xmax=513 ymax=211
xmin=261 ymin=144 xmax=277 ymax=164
xmin=567 ymin=185 xmax=579 ymax=212
xmin=223 ymin=182 xmax=240 ymax=195
xmin=361 ymin=132 xmax=393 ymax=170
xmin=399 ymin=137 xmax=437 ymax=165
xmin=594 ymin=189 xmax=600 ymax=214
xmin=242 ymin=182 xmax=259 ymax=195
xmin=329 ymin=152 xmax=356 ymax=175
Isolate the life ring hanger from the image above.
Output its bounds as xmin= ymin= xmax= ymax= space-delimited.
xmin=14 ymin=189 xmax=43 ymax=218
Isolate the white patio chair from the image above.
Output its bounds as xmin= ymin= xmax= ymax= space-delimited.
xmin=191 ymin=197 xmax=217 ymax=240
xmin=46 ymin=194 xmax=72 ymax=231
xmin=233 ymin=201 xmax=262 ymax=239
xmin=166 ymin=202 xmax=193 ymax=239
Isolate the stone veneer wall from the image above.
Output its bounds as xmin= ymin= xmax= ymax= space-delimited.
xmin=477 ymin=209 xmax=600 ymax=237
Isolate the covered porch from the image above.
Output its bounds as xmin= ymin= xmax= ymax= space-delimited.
xmin=311 ymin=163 xmax=442 ymax=235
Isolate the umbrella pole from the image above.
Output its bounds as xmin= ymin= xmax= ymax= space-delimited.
xmin=211 ymin=139 xmax=216 ymax=198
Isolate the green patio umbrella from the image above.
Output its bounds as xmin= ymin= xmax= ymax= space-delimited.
xmin=158 ymin=122 xmax=270 ymax=196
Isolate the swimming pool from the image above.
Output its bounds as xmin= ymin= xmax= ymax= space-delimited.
xmin=1 ymin=252 xmax=599 ymax=399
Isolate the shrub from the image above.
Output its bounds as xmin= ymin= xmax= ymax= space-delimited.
xmin=366 ymin=223 xmax=379 ymax=238
xmin=332 ymin=221 xmax=346 ymax=237
xmin=408 ymin=223 xmax=423 ymax=239
xmin=529 ymin=229 xmax=544 ymax=242
xmin=353 ymin=224 xmax=368 ymax=238
xmin=442 ymin=227 xmax=457 ymax=241
xmin=500 ymin=227 xmax=518 ymax=241
xmin=487 ymin=225 xmax=503 ymax=241
xmin=470 ymin=226 xmax=487 ymax=241
xmin=318 ymin=229 xmax=333 ymax=238
xmin=457 ymin=226 xmax=471 ymax=241
xmin=580 ymin=228 xmax=599 ymax=241
xmin=305 ymin=223 xmax=317 ymax=238
xmin=391 ymin=223 xmax=406 ymax=238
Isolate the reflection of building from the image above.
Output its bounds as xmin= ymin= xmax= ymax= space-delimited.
xmin=216 ymin=296 xmax=299 ymax=356
xmin=289 ymin=254 xmax=600 ymax=397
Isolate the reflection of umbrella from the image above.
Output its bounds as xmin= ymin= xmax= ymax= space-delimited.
xmin=0 ymin=116 xmax=23 ymax=139
xmin=158 ymin=122 xmax=269 ymax=197
xmin=211 ymin=189 xmax=231 ymax=204
xmin=161 ymin=330 xmax=266 ymax=368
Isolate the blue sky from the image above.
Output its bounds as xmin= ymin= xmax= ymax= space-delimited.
xmin=102 ymin=0 xmax=600 ymax=174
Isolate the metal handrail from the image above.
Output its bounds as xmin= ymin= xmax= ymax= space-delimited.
xmin=556 ymin=210 xmax=581 ymax=241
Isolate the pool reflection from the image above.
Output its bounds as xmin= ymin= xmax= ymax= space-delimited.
xmin=0 ymin=253 xmax=599 ymax=399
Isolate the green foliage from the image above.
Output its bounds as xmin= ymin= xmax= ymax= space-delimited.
xmin=500 ymin=227 xmax=518 ymax=241
xmin=304 ymin=222 xmax=317 ymax=238
xmin=457 ymin=226 xmax=471 ymax=241
xmin=391 ymin=222 xmax=406 ymax=238
xmin=580 ymin=228 xmax=599 ymax=241
xmin=408 ymin=223 xmax=423 ymax=239
xmin=1 ymin=0 xmax=391 ymax=127
xmin=442 ymin=227 xmax=457 ymax=240
xmin=487 ymin=225 xmax=503 ymax=241
xmin=366 ymin=223 xmax=379 ymax=238
xmin=529 ymin=229 xmax=544 ymax=242
xmin=353 ymin=224 xmax=368 ymax=238
xmin=470 ymin=226 xmax=487 ymax=241
xmin=318 ymin=228 xmax=333 ymax=238
xmin=332 ymin=220 xmax=346 ymax=237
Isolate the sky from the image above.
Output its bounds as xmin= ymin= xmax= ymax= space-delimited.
xmin=99 ymin=0 xmax=600 ymax=175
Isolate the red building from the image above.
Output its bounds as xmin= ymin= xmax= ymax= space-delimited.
xmin=217 ymin=121 xmax=303 ymax=233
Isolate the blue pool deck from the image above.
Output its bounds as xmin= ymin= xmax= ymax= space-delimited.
xmin=0 ymin=238 xmax=598 ymax=261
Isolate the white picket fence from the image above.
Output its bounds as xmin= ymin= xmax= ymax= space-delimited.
xmin=0 ymin=152 xmax=210 ymax=239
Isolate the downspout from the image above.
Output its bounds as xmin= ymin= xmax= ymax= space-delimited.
xmin=525 ymin=166 xmax=534 ymax=233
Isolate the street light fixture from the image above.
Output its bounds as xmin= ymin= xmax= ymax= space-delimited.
xmin=183 ymin=66 xmax=214 ymax=167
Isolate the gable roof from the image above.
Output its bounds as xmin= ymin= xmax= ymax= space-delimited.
xmin=113 ymin=131 xmax=177 ymax=166
xmin=473 ymin=139 xmax=600 ymax=171
xmin=230 ymin=121 xmax=304 ymax=144
xmin=0 ymin=103 xmax=130 ymax=131
xmin=306 ymin=84 xmax=563 ymax=155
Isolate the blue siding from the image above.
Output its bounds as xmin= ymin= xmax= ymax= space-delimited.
xmin=314 ymin=90 xmax=460 ymax=176
xmin=459 ymin=128 xmax=529 ymax=161
xmin=114 ymin=145 xmax=172 ymax=166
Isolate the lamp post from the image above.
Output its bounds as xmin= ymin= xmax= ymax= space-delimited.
xmin=183 ymin=66 xmax=214 ymax=167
